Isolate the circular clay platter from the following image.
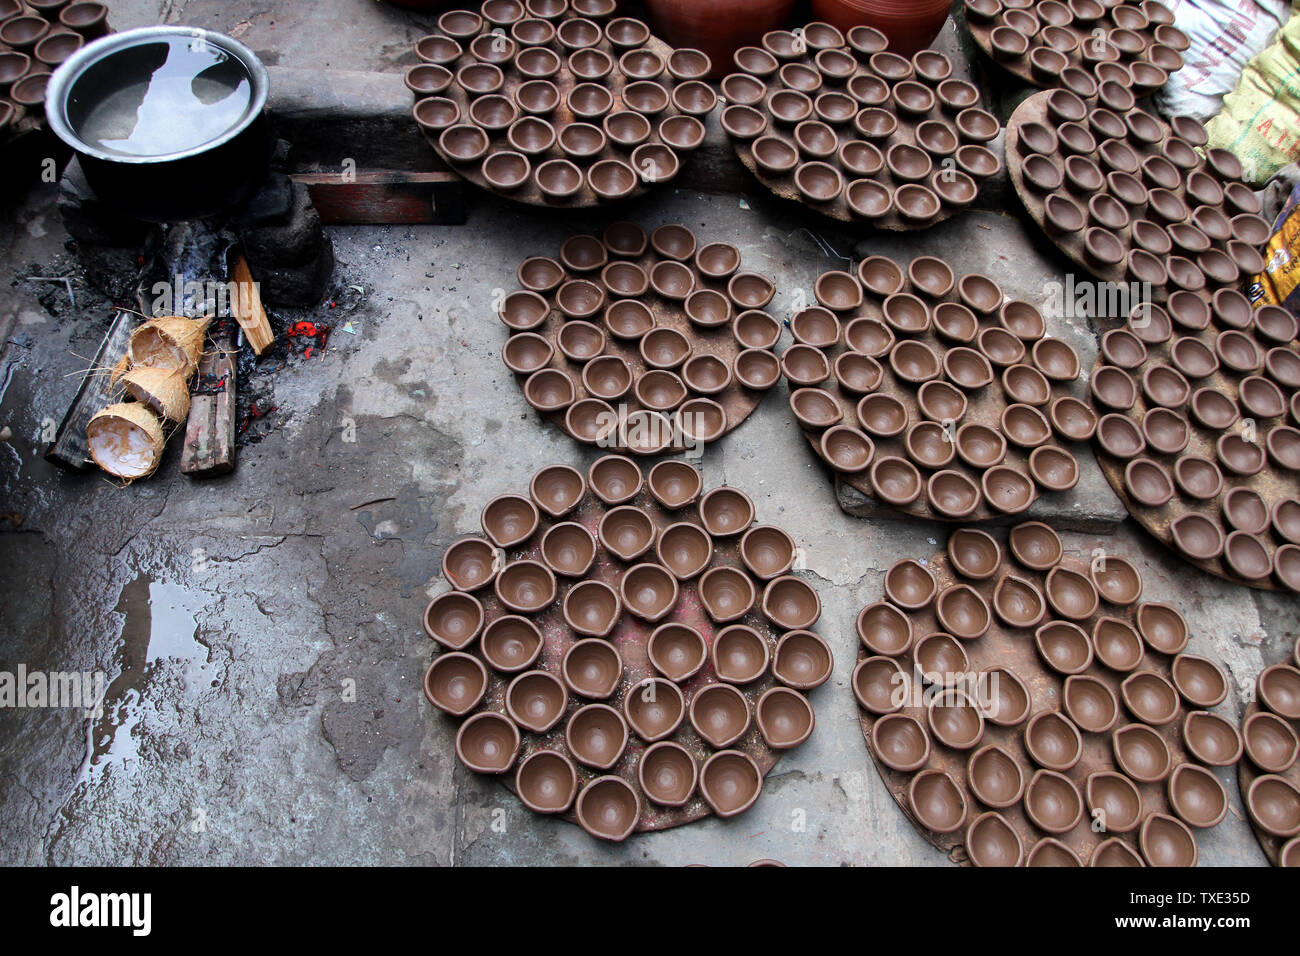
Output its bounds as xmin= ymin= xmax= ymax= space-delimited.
xmin=784 ymin=257 xmax=1093 ymax=522
xmin=855 ymin=524 xmax=1241 ymax=865
xmin=411 ymin=2 xmax=713 ymax=208
xmin=425 ymin=459 xmax=828 ymax=835
xmin=966 ymin=0 xmax=1190 ymax=92
xmin=501 ymin=221 xmax=778 ymax=455
xmin=1237 ymin=699 xmax=1300 ymax=865
xmin=720 ymin=22 xmax=1003 ymax=230
xmin=1006 ymin=89 xmax=1269 ymax=301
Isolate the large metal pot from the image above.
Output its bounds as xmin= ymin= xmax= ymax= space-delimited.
xmin=45 ymin=25 xmax=270 ymax=222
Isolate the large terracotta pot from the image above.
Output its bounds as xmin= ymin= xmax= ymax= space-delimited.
xmin=644 ymin=0 xmax=798 ymax=79
xmin=810 ymin=0 xmax=954 ymax=56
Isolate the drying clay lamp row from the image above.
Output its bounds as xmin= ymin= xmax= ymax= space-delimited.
xmin=1236 ymin=656 xmax=1300 ymax=865
xmin=718 ymin=21 xmax=1003 ymax=229
xmin=1006 ymin=88 xmax=1269 ymax=298
xmin=782 ymin=255 xmax=1093 ymax=522
xmin=500 ymin=221 xmax=781 ymax=455
xmin=853 ymin=520 xmax=1243 ymax=865
xmin=966 ymin=0 xmax=1190 ymax=94
xmin=423 ymin=457 xmax=831 ymax=839
xmin=0 ymin=2 xmax=110 ymax=140
xmin=408 ymin=0 xmax=716 ymax=208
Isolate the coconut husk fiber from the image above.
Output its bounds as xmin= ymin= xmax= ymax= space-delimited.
xmin=120 ymin=365 xmax=191 ymax=421
xmin=127 ymin=315 xmax=211 ymax=374
xmin=87 ymin=403 xmax=165 ymax=480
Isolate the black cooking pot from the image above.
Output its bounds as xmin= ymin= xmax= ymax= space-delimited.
xmin=45 ymin=26 xmax=270 ymax=222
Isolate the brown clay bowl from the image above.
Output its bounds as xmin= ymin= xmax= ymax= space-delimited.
xmin=442 ymin=537 xmax=499 ymax=592
xmin=948 ymin=528 xmax=1001 ymax=581
xmin=734 ymin=310 xmax=781 ymax=351
xmin=481 ymin=615 xmax=544 ymax=674
xmin=587 ymin=455 xmax=642 ymax=506
xmin=906 ymin=421 xmax=956 ymax=470
xmin=502 ymin=331 xmax=553 ymax=375
xmin=884 ymin=559 xmax=937 ymax=612
xmin=698 ymin=566 xmax=756 ymax=624
xmin=981 ymin=466 xmax=1036 ymax=515
xmin=1243 ymin=710 xmax=1299 ymax=773
xmin=1259 ymin=664 xmax=1300 ymax=720
xmin=856 ymin=601 xmax=913 ymax=657
xmin=597 ymin=506 xmax=655 ymax=562
xmin=423 ymin=591 xmax=484 ymax=650
xmin=699 ymin=750 xmax=762 ymax=818
xmin=1133 ymin=603 xmax=1189 ymax=657
xmin=964 ymin=812 xmax=1024 ymax=868
xmin=909 ymin=769 xmax=968 ymax=834
xmin=1140 ymin=813 xmax=1199 ymax=867
xmin=1141 ymin=407 xmax=1191 ymax=456
xmin=955 ymin=423 xmax=1006 ymax=470
xmin=1181 ymin=710 xmax=1243 ymax=767
xmin=637 ymin=740 xmax=697 ymax=807
xmin=979 ymin=665 xmax=1030 ymax=728
xmin=647 ymin=622 xmax=706 ymax=684
xmin=555 ymin=320 xmax=605 ymax=362
xmin=523 ymin=368 xmax=576 ymax=412
xmin=423 ymin=651 xmax=489 ymax=717
xmin=495 ymin=560 xmax=557 ymax=615
xmin=966 ymin=744 xmax=1025 ymax=809
xmin=853 ymin=656 xmax=906 ymax=716
xmin=505 ymin=669 xmax=568 ymax=734
xmin=1090 ymin=837 xmax=1145 ymax=867
xmin=699 ymin=487 xmax=754 ymax=538
xmin=870 ymin=456 xmax=924 ymax=507
xmin=872 ymin=713 xmax=931 ymax=773
xmin=566 ymin=703 xmax=629 ymax=771
xmin=761 ymin=576 xmax=820 ymax=630
xmin=1002 ymin=403 xmax=1052 ymax=449
xmin=1170 ymin=513 xmax=1225 ymax=561
xmin=1089 ymin=555 xmax=1143 ymax=607
xmin=515 ymin=750 xmax=578 ymax=815
xmin=1247 ymin=775 xmax=1300 ymax=838
xmin=1005 ymin=522 xmax=1060 ymax=572
xmin=690 ymin=682 xmax=751 ymax=748
xmin=562 ymin=579 xmax=621 ymax=638
xmin=1167 ymin=763 xmax=1229 ymax=829
xmin=783 ymin=346 xmax=832 ymax=388
xmin=1061 ymin=674 xmax=1119 ymax=734
xmin=620 ymin=677 xmax=685 ymax=744
xmin=1114 ymin=722 xmax=1173 ymax=783
xmin=539 ymin=522 xmax=596 ymax=579
xmin=1024 ymin=769 xmax=1084 ymax=834
xmin=993 ymin=573 xmax=1047 ymax=629
xmin=1085 ymin=771 xmax=1143 ymax=835
xmin=1167 ymin=654 xmax=1227 ymax=710
xmin=575 ymin=775 xmax=639 ymax=841
xmin=1089 ymin=616 xmax=1143 ymax=673
xmin=562 ymin=638 xmax=623 ymax=700
xmin=677 ymin=398 xmax=726 ymax=445
xmin=455 ymin=711 xmax=521 ymax=774
xmin=620 ymin=563 xmax=679 ymax=622
xmin=756 ymin=687 xmax=814 ymax=749
xmin=933 ymin=302 xmax=978 ymax=344
xmin=936 ymin=584 xmax=992 ymax=641
xmin=1036 ymin=620 xmax=1093 ymax=675
xmin=857 ymin=394 xmax=908 ymax=439
xmin=773 ymin=631 xmax=832 ymax=691
xmin=738 ymin=525 xmax=795 ymax=581
xmin=1173 ymin=455 xmax=1223 ymax=500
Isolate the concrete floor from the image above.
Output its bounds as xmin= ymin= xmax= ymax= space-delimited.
xmin=0 ymin=1 xmax=1293 ymax=867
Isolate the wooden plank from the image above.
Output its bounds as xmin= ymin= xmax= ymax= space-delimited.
xmin=180 ymin=321 xmax=237 ymax=478
xmin=229 ymin=255 xmax=274 ymax=355
xmin=292 ymin=170 xmax=467 ymax=225
xmin=43 ymin=310 xmax=137 ymax=471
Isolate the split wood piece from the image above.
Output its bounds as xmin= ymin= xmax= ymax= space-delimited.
xmin=180 ymin=321 xmax=237 ymax=478
xmin=292 ymin=170 xmax=467 ymax=225
xmin=1237 ymin=700 xmax=1300 ymax=866
xmin=228 ymin=255 xmax=274 ymax=355
xmin=856 ymin=535 xmax=1236 ymax=866
xmin=43 ymin=309 xmax=136 ymax=471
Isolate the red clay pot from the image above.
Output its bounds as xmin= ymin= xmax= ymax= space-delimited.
xmin=811 ymin=0 xmax=953 ymax=56
xmin=644 ymin=0 xmax=797 ymax=80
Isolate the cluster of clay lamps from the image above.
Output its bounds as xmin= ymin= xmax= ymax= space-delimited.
xmin=423 ymin=459 xmax=830 ymax=840
xmin=1237 ymin=644 xmax=1300 ymax=865
xmin=966 ymin=0 xmax=1190 ymax=95
xmin=0 ymin=1 xmax=110 ymax=141
xmin=718 ymin=23 xmax=1003 ymax=229
xmin=500 ymin=222 xmax=781 ymax=455
xmin=409 ymin=1 xmax=715 ymax=206
xmin=784 ymin=256 xmax=1092 ymax=521
xmin=1083 ymin=247 xmax=1300 ymax=589
xmin=853 ymin=521 xmax=1244 ymax=865
xmin=1007 ymin=89 xmax=1269 ymax=298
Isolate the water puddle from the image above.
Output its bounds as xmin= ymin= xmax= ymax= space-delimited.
xmin=79 ymin=573 xmax=207 ymax=783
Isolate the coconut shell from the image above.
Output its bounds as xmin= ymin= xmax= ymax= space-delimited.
xmin=128 ymin=315 xmax=211 ymax=373
xmin=87 ymin=402 xmax=165 ymax=480
xmin=121 ymin=365 xmax=191 ymax=422
xmin=109 ymin=354 xmax=130 ymax=385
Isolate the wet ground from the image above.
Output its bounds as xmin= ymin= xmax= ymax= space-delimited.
xmin=0 ymin=2 xmax=1294 ymax=867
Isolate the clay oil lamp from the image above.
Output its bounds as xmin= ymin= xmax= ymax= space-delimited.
xmin=1166 ymin=762 xmax=1229 ymax=830
xmin=697 ymin=486 xmax=753 ymax=538
xmin=698 ymin=567 xmax=756 ymax=624
xmin=1121 ymin=670 xmax=1180 ymax=726
xmin=1003 ymin=523 xmax=1058 ymax=573
xmin=566 ymin=399 xmax=615 ymax=444
xmin=993 ymin=573 xmax=1047 ymax=629
xmin=733 ymin=310 xmax=780 ymax=352
xmin=854 ymin=255 xmax=902 ymax=297
xmin=575 ymin=775 xmax=639 ymax=841
xmin=966 ymin=743 xmax=1026 ymax=810
xmin=515 ymin=750 xmax=578 ymax=815
xmin=1047 ymin=396 xmax=1097 ymax=443
xmin=1142 ymin=405 xmax=1191 ymax=457
xmin=844 ymin=317 xmax=895 ymax=359
xmin=1213 ymin=288 xmax=1255 ymax=332
xmin=1114 ymin=722 xmax=1172 ymax=783
xmin=502 ymin=331 xmax=553 ymax=375
xmin=772 ymin=630 xmax=832 ymax=691
xmin=1028 ymin=446 xmax=1078 ymax=492
xmin=1183 ymin=710 xmax=1243 ymax=766
xmin=587 ymin=159 xmax=638 ymax=201
xmin=909 ymin=769 xmax=968 ymax=834
xmin=569 ymin=47 xmax=613 ymax=81
xmin=707 ymin=624 xmax=768 ymax=685
xmin=982 ymin=466 xmax=1036 ymax=515
xmin=495 ymin=560 xmax=556 ymax=615
xmin=1269 ymin=426 xmax=1300 ymax=471
xmin=928 ymin=469 xmax=981 ymax=518
xmin=835 ymin=353 xmax=884 ymax=397
xmin=1140 ymin=813 xmax=1199 ymax=866
xmin=873 ymin=713 xmax=932 ymax=774
xmin=540 ymin=523 xmax=596 ymax=579
xmin=977 ymin=327 xmax=1026 ymax=369
xmin=1167 ymin=654 xmax=1227 ymax=711
xmin=603 ymin=109 xmax=651 ymax=148
xmin=566 ymin=702 xmax=629 ymax=771
xmin=423 ymin=590 xmax=485 ymax=650
xmin=562 ymin=639 xmax=624 ymax=700
xmin=907 ymin=421 xmax=956 ymax=470
xmin=1085 ymin=771 xmax=1143 ymax=834
xmin=1131 ymin=220 xmax=1173 ymax=258
xmin=936 ymin=584 xmax=992 ymax=641
xmin=1189 ymin=388 xmax=1238 ymax=431
xmin=634 ymin=370 xmax=687 ymax=412
xmin=870 ymin=456 xmax=924 ymax=507
xmin=690 ymin=682 xmax=751 ymax=748
xmin=955 ymin=423 xmax=1006 ymax=470
xmin=795 ymin=120 xmax=840 ymax=160
xmin=839 ymin=141 xmax=885 ymax=180
xmin=555 ymin=321 xmax=605 ymax=363
xmin=886 ymin=142 xmax=934 ymax=185
xmin=598 ymin=506 xmax=657 ymax=564
xmin=482 ymin=615 xmax=543 ymax=674
xmin=756 ymin=686 xmax=814 ymax=749
xmin=1002 ymin=403 xmax=1052 ymax=449
xmin=856 ymin=601 xmax=913 ymax=657
xmin=514 ymin=41 xmax=561 ymax=77
xmin=1091 ymin=616 xmax=1143 ymax=673
xmin=455 ymin=712 xmax=520 ymax=774
xmin=535 ymin=158 xmax=584 ymax=200
xmin=1061 ymin=673 xmax=1118 ymax=733
xmin=1022 ymin=152 xmax=1064 ymax=193
xmin=699 ymin=750 xmax=762 ymax=818
xmin=1259 ymin=663 xmax=1300 ymax=719
xmin=932 ymin=302 xmax=978 ymax=345
xmin=783 ymin=346 xmax=832 ymax=388
xmin=643 ymin=623 xmax=706 ymax=686
xmin=1028 ymin=839 xmax=1083 ymax=867
xmin=1024 ymin=768 xmax=1084 ymax=834
xmin=1044 ymin=194 xmax=1085 ymax=237
xmin=676 ymin=398 xmax=726 ymax=446
xmin=948 ymin=528 xmax=1001 ymax=580
xmin=505 ymin=669 xmax=568 ymax=734
xmin=1170 ymin=513 xmax=1226 ymax=561
xmin=857 ymin=394 xmax=908 ymax=439
xmin=1086 ymin=555 xmax=1142 ymax=608
xmin=559 ymin=579 xmax=620 ymax=640
xmin=1004 ymin=364 xmax=1052 ymax=407
xmin=894 ymin=184 xmax=942 ymax=225
xmin=794 ymin=162 xmax=843 ymax=205
xmin=1064 ymin=155 xmax=1104 ymax=196
xmin=684 ymin=289 xmax=733 ymax=331
xmin=588 ymin=456 xmax=643 ymax=507
xmin=965 ymin=812 xmax=1024 ymax=867
xmin=915 ymin=633 xmax=971 ymax=688
xmin=524 ymin=368 xmax=577 ymax=412
xmin=1089 ymin=838 xmax=1144 ymax=867
xmin=853 ymin=656 xmax=907 ymax=716
xmin=853 ymin=107 xmax=898 ymax=143
xmin=1036 ymin=620 xmax=1093 ymax=675
xmin=880 ymin=558 xmax=935 ymax=612
xmin=442 ymin=536 xmax=499 ymax=593
xmin=890 ymin=340 xmax=942 ymax=385
xmin=732 ymin=525 xmax=795 ymax=582
xmin=622 ymin=677 xmax=685 ymax=744
xmin=1254 ymin=303 xmax=1299 ymax=343
xmin=1277 ymin=500 xmax=1300 ymax=546
xmin=1268 ymin=346 xmax=1300 ymax=388
xmin=638 ymin=740 xmax=696 ymax=807
xmin=1123 ymin=460 xmax=1175 ymax=512
xmin=634 ymin=328 xmax=688 ymax=372
xmin=423 ymin=651 xmax=489 ymax=717
xmin=1241 ymin=375 xmax=1286 ymax=420
xmin=1032 ymin=338 xmax=1081 ymax=382
xmin=1243 ymin=711 xmax=1299 ymax=773
xmin=791 ymin=307 xmax=841 ymax=350
xmin=1224 ymin=531 xmax=1272 ymax=582
xmin=728 ymin=272 xmax=775 ymax=311
xmin=762 ymin=576 xmax=820 ymax=631
xmin=1025 ymin=709 xmax=1085 ymax=774
xmin=1247 ymin=775 xmax=1300 ymax=838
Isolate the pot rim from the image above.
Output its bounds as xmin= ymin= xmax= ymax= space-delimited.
xmin=46 ymin=25 xmax=270 ymax=165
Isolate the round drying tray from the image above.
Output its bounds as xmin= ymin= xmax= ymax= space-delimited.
xmin=718 ymin=22 xmax=1003 ymax=229
xmin=500 ymin=221 xmax=780 ymax=456
xmin=408 ymin=0 xmax=715 ymax=208
xmin=423 ymin=458 xmax=831 ymax=839
xmin=782 ymin=255 xmax=1094 ymax=522
xmin=1006 ymin=89 xmax=1270 ymax=301
xmin=854 ymin=522 xmax=1243 ymax=866
xmin=966 ymin=0 xmax=1190 ymax=94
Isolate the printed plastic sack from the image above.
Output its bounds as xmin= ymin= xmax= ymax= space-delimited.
xmin=1157 ymin=0 xmax=1291 ymax=123
xmin=1254 ymin=175 xmax=1300 ymax=315
xmin=1206 ymin=10 xmax=1300 ymax=184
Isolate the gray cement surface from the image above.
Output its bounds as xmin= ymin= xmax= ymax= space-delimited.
xmin=0 ymin=1 xmax=1290 ymax=867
